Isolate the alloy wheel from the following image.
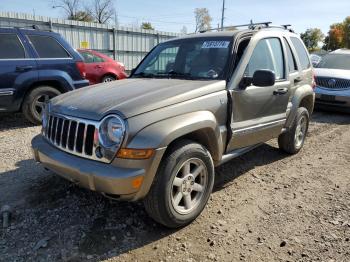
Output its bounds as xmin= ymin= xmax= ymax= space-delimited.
xmin=31 ymin=94 xmax=52 ymax=121
xmin=171 ymin=158 xmax=208 ymax=215
xmin=295 ymin=115 xmax=307 ymax=148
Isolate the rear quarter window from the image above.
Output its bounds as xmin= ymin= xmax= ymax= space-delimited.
xmin=290 ymin=37 xmax=311 ymax=70
xmin=0 ymin=34 xmax=25 ymax=59
xmin=28 ymin=35 xmax=70 ymax=58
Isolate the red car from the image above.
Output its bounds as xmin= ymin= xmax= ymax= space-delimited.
xmin=78 ymin=49 xmax=127 ymax=85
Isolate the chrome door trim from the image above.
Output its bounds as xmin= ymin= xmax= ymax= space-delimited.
xmin=232 ymin=119 xmax=286 ymax=136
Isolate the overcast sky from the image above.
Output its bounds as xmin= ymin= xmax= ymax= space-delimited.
xmin=0 ymin=0 xmax=349 ymax=34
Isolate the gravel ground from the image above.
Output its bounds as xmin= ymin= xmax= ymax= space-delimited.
xmin=0 ymin=111 xmax=349 ymax=262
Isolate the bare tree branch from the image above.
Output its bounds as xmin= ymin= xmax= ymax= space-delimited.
xmin=88 ymin=0 xmax=115 ymax=24
xmin=53 ymin=0 xmax=81 ymax=20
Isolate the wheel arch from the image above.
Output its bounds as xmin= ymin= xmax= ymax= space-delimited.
xmin=101 ymin=73 xmax=118 ymax=82
xmin=127 ymin=111 xmax=226 ymax=163
xmin=20 ymin=80 xmax=66 ymax=110
xmin=285 ymin=85 xmax=315 ymax=128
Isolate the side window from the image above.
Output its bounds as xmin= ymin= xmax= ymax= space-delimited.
xmin=0 ymin=34 xmax=25 ymax=59
xmin=290 ymin=37 xmax=311 ymax=70
xmin=93 ymin=54 xmax=105 ymax=63
xmin=80 ymin=52 xmax=104 ymax=63
xmin=283 ymin=38 xmax=298 ymax=73
xmin=245 ymin=38 xmax=284 ymax=80
xmin=28 ymin=35 xmax=70 ymax=58
xmin=80 ymin=52 xmax=94 ymax=63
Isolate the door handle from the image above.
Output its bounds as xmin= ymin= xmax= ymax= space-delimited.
xmin=95 ymin=65 xmax=103 ymax=69
xmin=16 ymin=66 xmax=33 ymax=72
xmin=294 ymin=77 xmax=302 ymax=84
xmin=273 ymin=88 xmax=288 ymax=95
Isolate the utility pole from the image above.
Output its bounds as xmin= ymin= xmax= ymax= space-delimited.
xmin=221 ymin=0 xmax=226 ymax=30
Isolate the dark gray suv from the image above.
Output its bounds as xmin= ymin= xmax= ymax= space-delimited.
xmin=32 ymin=23 xmax=315 ymax=228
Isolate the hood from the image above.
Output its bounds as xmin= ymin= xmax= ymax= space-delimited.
xmin=315 ymin=68 xmax=350 ymax=79
xmin=50 ymin=78 xmax=225 ymax=120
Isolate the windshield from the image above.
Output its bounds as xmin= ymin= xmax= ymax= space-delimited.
xmin=132 ymin=37 xmax=233 ymax=80
xmin=316 ymin=54 xmax=350 ymax=70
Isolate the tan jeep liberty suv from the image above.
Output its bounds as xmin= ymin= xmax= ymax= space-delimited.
xmin=32 ymin=23 xmax=315 ymax=228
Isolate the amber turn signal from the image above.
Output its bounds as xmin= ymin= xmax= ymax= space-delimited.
xmin=117 ymin=148 xmax=154 ymax=159
xmin=131 ymin=177 xmax=144 ymax=189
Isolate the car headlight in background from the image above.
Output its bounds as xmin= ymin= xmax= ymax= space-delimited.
xmin=98 ymin=115 xmax=125 ymax=150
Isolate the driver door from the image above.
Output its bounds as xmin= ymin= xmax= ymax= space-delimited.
xmin=227 ymin=37 xmax=290 ymax=151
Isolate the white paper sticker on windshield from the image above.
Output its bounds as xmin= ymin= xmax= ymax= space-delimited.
xmin=202 ymin=41 xmax=230 ymax=49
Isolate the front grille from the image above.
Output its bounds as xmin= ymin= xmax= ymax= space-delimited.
xmin=316 ymin=77 xmax=350 ymax=90
xmin=44 ymin=114 xmax=98 ymax=161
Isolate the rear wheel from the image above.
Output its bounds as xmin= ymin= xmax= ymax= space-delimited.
xmin=278 ymin=107 xmax=309 ymax=154
xmin=143 ymin=140 xmax=214 ymax=228
xmin=22 ymin=86 xmax=61 ymax=125
xmin=102 ymin=75 xmax=116 ymax=83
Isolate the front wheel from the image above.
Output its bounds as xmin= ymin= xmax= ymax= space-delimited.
xmin=22 ymin=86 xmax=61 ymax=125
xmin=102 ymin=75 xmax=116 ymax=83
xmin=278 ymin=107 xmax=310 ymax=154
xmin=143 ymin=140 xmax=214 ymax=228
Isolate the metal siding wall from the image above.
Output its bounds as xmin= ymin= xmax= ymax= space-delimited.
xmin=0 ymin=12 xmax=180 ymax=70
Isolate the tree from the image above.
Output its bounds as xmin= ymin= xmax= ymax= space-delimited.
xmin=323 ymin=23 xmax=345 ymax=50
xmin=72 ymin=11 xmax=94 ymax=22
xmin=300 ymin=28 xmax=324 ymax=51
xmin=53 ymin=0 xmax=82 ymax=20
xmin=180 ymin=26 xmax=188 ymax=34
xmin=88 ymin=0 xmax=115 ymax=24
xmin=141 ymin=22 xmax=154 ymax=30
xmin=343 ymin=16 xmax=350 ymax=49
xmin=194 ymin=8 xmax=212 ymax=33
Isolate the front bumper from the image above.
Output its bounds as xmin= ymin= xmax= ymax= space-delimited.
xmin=73 ymin=79 xmax=90 ymax=89
xmin=32 ymin=135 xmax=166 ymax=201
xmin=315 ymin=86 xmax=350 ymax=112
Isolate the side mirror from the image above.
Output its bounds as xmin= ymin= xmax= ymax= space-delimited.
xmin=130 ymin=68 xmax=136 ymax=76
xmin=252 ymin=70 xmax=276 ymax=87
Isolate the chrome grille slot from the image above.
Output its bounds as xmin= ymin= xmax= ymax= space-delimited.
xmin=76 ymin=123 xmax=85 ymax=153
xmin=68 ymin=121 xmax=77 ymax=151
xmin=51 ymin=117 xmax=58 ymax=143
xmin=43 ymin=113 xmax=102 ymax=162
xmin=61 ymin=120 xmax=69 ymax=148
xmin=85 ymin=125 xmax=95 ymax=155
xmin=56 ymin=118 xmax=63 ymax=145
xmin=316 ymin=77 xmax=350 ymax=90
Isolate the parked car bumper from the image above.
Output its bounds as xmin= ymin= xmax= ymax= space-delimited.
xmin=118 ymin=71 xmax=128 ymax=80
xmin=315 ymin=86 xmax=350 ymax=112
xmin=31 ymin=135 xmax=166 ymax=201
xmin=73 ymin=79 xmax=90 ymax=89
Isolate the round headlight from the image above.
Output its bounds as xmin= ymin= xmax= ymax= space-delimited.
xmin=99 ymin=115 xmax=125 ymax=149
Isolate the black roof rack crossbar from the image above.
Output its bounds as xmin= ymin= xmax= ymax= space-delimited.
xmin=282 ymin=24 xmax=292 ymax=29
xmin=231 ymin=21 xmax=272 ymax=29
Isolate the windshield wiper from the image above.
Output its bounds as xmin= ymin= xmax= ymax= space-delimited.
xmin=132 ymin=72 xmax=155 ymax=78
xmin=167 ymin=70 xmax=192 ymax=79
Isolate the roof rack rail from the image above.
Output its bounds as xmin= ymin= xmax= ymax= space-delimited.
xmin=199 ymin=21 xmax=294 ymax=33
xmin=200 ymin=21 xmax=272 ymax=33
xmin=9 ymin=25 xmax=53 ymax=32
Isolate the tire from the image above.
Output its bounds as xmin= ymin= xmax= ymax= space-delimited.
xmin=143 ymin=140 xmax=215 ymax=228
xmin=278 ymin=107 xmax=310 ymax=154
xmin=22 ymin=86 xmax=61 ymax=125
xmin=102 ymin=75 xmax=116 ymax=83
